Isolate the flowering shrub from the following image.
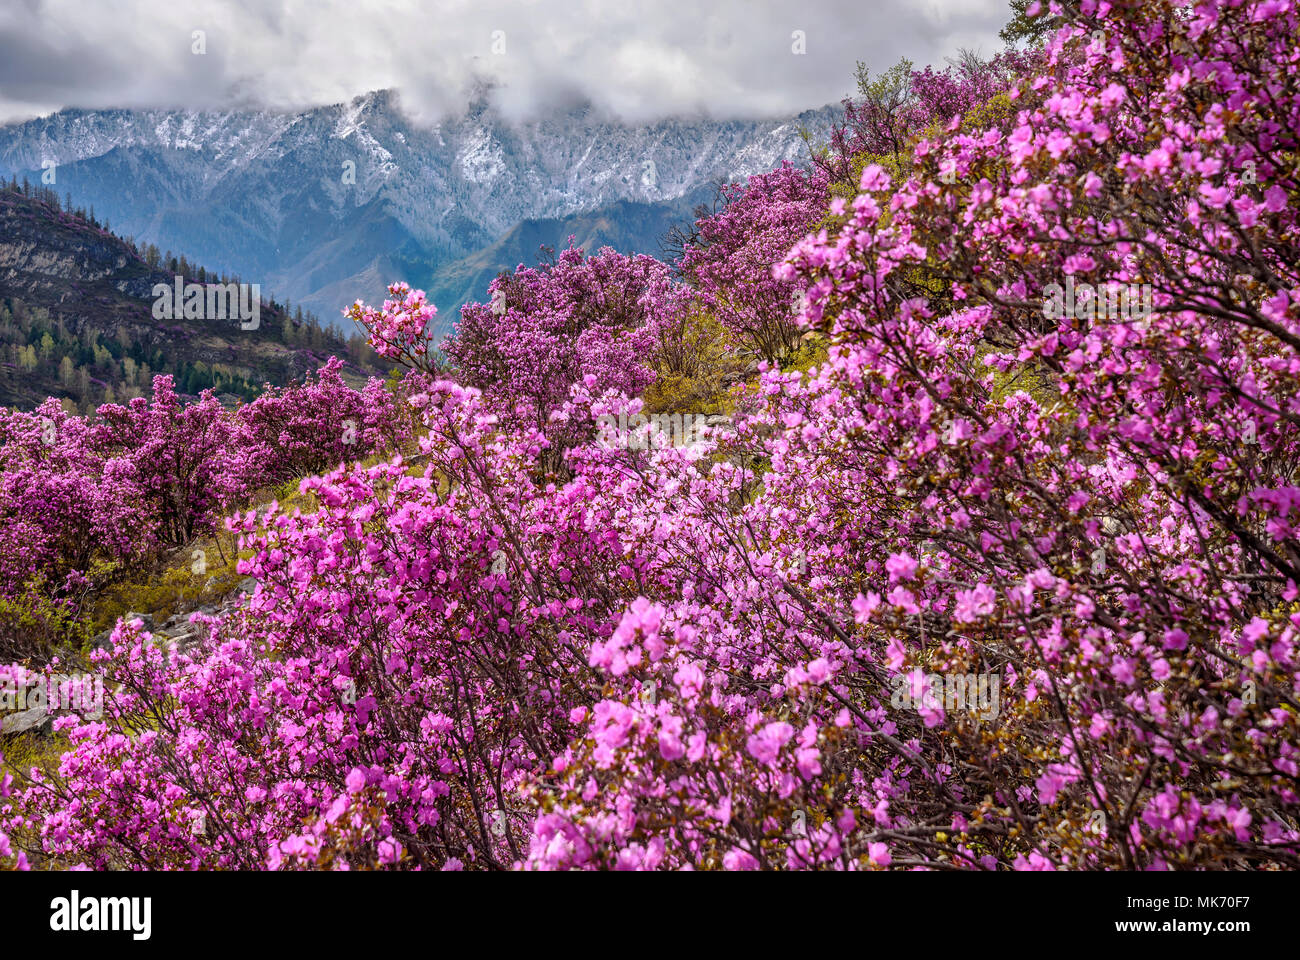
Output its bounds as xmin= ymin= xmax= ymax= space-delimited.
xmin=9 ymin=382 xmax=618 ymax=868
xmin=822 ymin=50 xmax=1040 ymax=186
xmin=443 ymin=244 xmax=668 ymax=471
xmin=679 ymin=162 xmax=830 ymax=364
xmin=0 ymin=400 xmax=146 ymax=596
xmin=0 ymin=362 xmax=406 ymax=622
xmin=0 ymin=753 xmax=27 ymax=871
xmin=90 ymin=377 xmax=247 ymax=546
xmin=5 ymin=0 xmax=1300 ymax=872
xmin=760 ymin=0 xmax=1300 ymax=867
xmin=236 ymin=357 xmax=408 ymax=484
xmin=344 ymin=282 xmax=440 ymax=373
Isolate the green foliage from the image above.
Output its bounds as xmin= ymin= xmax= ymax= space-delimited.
xmin=781 ymin=333 xmax=829 ymax=376
xmin=0 ymin=580 xmax=92 ymax=664
xmin=84 ymin=539 xmax=245 ymax=635
xmin=2 ymin=728 xmax=75 ymax=792
xmin=643 ymin=308 xmax=744 ymax=415
xmin=999 ymin=0 xmax=1060 ymax=47
xmin=963 ymin=91 xmax=1017 ymax=133
xmin=854 ymin=57 xmax=916 ymax=163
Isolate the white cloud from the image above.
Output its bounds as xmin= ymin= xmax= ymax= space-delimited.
xmin=0 ymin=0 xmax=1010 ymax=124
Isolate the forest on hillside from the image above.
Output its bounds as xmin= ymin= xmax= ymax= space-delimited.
xmin=0 ymin=179 xmax=386 ymax=410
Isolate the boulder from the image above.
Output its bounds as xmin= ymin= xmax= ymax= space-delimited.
xmin=2 ymin=705 xmax=51 ymax=736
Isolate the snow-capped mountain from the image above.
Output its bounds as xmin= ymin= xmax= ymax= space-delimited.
xmin=0 ymin=90 xmax=837 ymax=327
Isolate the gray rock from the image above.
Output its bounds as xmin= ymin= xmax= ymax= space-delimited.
xmin=2 ymin=705 xmax=51 ymax=736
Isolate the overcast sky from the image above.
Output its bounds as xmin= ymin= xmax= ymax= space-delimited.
xmin=0 ymin=0 xmax=1011 ymax=125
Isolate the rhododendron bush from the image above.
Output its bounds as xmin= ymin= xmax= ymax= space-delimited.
xmin=0 ymin=399 xmax=147 ymax=597
xmin=5 ymin=0 xmax=1300 ymax=871
xmin=235 ymin=356 xmax=409 ymax=485
xmin=0 ymin=362 xmax=406 ymax=655
xmin=821 ymin=48 xmax=1041 ymax=186
xmin=680 ymin=162 xmax=831 ymax=364
xmin=440 ymin=247 xmax=669 ymax=471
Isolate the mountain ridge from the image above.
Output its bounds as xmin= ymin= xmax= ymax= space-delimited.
xmin=0 ymin=91 xmax=837 ymax=324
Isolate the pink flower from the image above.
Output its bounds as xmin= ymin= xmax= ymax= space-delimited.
xmin=746 ymin=721 xmax=795 ymax=766
xmin=952 ymin=583 xmax=997 ymax=622
xmin=887 ymin=586 xmax=920 ymax=615
xmin=852 ymin=591 xmax=882 ymax=623
xmin=885 ymin=552 xmax=919 ymax=581
xmin=723 ymin=848 xmax=760 ymax=870
xmin=859 ymin=164 xmax=892 ymax=193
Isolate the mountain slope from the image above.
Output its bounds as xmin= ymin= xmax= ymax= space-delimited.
xmin=425 ymin=187 xmax=716 ymax=335
xmin=0 ymin=91 xmax=836 ymax=321
xmin=0 ymin=184 xmax=385 ymax=410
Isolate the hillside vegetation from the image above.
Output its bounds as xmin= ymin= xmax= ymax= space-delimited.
xmin=0 ymin=182 xmax=387 ymax=411
xmin=3 ymin=0 xmax=1300 ymax=872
